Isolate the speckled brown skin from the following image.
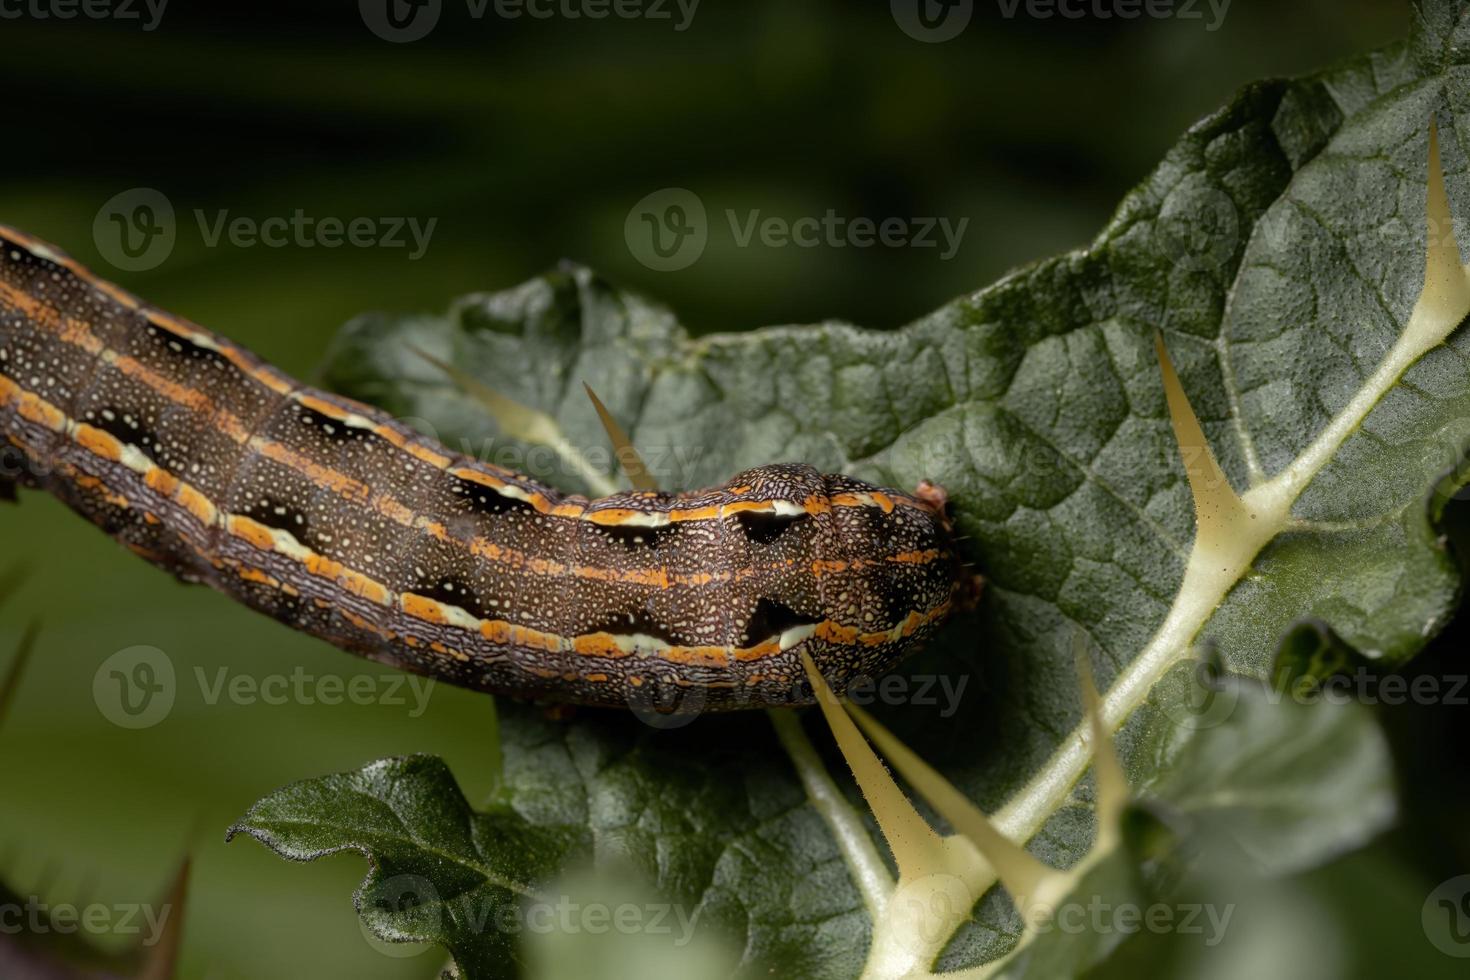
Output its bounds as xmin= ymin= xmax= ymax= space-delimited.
xmin=0 ymin=225 xmax=966 ymax=712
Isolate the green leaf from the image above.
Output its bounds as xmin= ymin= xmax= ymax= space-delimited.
xmin=226 ymin=756 xmax=591 ymax=979
xmin=935 ymin=676 xmax=1393 ymax=975
xmin=1139 ymin=676 xmax=1394 ymax=876
xmin=242 ymin=1 xmax=1470 ymax=974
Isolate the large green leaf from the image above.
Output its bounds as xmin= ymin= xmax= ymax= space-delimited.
xmin=233 ymin=1 xmax=1470 ymax=974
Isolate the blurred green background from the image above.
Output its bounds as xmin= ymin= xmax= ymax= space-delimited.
xmin=3 ymin=1 xmax=1462 ymax=978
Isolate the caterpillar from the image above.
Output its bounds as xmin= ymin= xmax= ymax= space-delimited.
xmin=0 ymin=225 xmax=968 ymax=713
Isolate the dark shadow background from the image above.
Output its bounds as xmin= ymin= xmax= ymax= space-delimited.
xmin=1 ymin=1 xmax=1464 ymax=978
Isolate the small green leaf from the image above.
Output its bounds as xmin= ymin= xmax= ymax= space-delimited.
xmin=227 ymin=755 xmax=591 ymax=979
xmin=1142 ymin=678 xmax=1394 ymax=876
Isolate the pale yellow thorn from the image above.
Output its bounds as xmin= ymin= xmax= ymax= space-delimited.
xmin=407 ymin=345 xmax=619 ymax=497
xmin=409 ymin=345 xmax=557 ymax=447
xmin=1154 ymin=331 xmax=1251 ymax=539
xmin=1074 ymin=633 xmax=1129 ymax=849
xmin=797 ymin=651 xmax=949 ymax=881
xmin=582 ymin=382 xmax=659 ymax=491
xmin=767 ymin=708 xmax=895 ymax=915
xmin=1417 ymin=119 xmax=1470 ymax=327
xmin=845 ymin=701 xmax=1055 ymax=905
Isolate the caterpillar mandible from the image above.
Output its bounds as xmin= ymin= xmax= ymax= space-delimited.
xmin=0 ymin=225 xmax=969 ymax=713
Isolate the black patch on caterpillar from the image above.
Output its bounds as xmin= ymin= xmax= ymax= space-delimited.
xmin=289 ymin=401 xmax=372 ymax=444
xmin=595 ymin=522 xmax=679 ymax=550
xmin=880 ymin=585 xmax=918 ymax=632
xmin=259 ymin=587 xmax=306 ymax=627
xmin=242 ymin=495 xmax=315 ymax=546
xmin=584 ymin=608 xmax=688 ymax=647
xmin=86 ymin=407 xmax=161 ymax=464
xmin=735 ymin=509 xmax=810 ymax=545
xmin=413 ymin=575 xmax=486 ymax=616
xmin=450 ymin=475 xmax=538 ymax=517
xmin=0 ymin=443 xmax=25 ymax=499
xmin=625 ymin=669 xmax=707 ymax=716
xmin=741 ymin=597 xmax=820 ymax=645
xmin=144 ymin=321 xmax=236 ymax=375
xmin=83 ymin=495 xmax=140 ymax=537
